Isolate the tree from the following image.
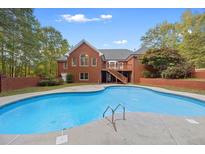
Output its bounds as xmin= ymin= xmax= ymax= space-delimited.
xmin=0 ymin=9 xmax=69 ymax=78
xmin=39 ymin=27 xmax=69 ymax=78
xmin=0 ymin=9 xmax=41 ymax=77
xmin=141 ymin=10 xmax=205 ymax=68
xmin=176 ymin=10 xmax=205 ymax=68
xmin=141 ymin=48 xmax=192 ymax=78
xmin=141 ymin=21 xmax=180 ymax=49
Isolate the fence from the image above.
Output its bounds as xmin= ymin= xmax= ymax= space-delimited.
xmin=0 ymin=75 xmax=40 ymax=92
xmin=139 ymin=78 xmax=205 ymax=90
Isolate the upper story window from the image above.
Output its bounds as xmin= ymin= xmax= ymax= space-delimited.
xmin=72 ymin=58 xmax=77 ymax=67
xmin=80 ymin=54 xmax=89 ymax=66
xmin=63 ymin=62 xmax=67 ymax=69
xmin=91 ymin=58 xmax=97 ymax=67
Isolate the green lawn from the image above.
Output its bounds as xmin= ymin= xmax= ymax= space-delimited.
xmin=0 ymin=83 xmax=92 ymax=97
xmin=138 ymin=83 xmax=205 ymax=95
xmin=1 ymin=82 xmax=205 ymax=97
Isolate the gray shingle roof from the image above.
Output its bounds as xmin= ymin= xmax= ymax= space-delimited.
xmin=133 ymin=47 xmax=148 ymax=54
xmin=98 ymin=49 xmax=134 ymax=60
xmin=57 ymin=56 xmax=67 ymax=61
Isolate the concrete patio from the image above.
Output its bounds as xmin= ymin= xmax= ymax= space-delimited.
xmin=1 ymin=112 xmax=205 ymax=144
xmin=1 ymin=84 xmax=205 ymax=144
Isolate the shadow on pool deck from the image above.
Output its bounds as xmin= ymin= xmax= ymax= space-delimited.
xmin=1 ymin=112 xmax=205 ymax=145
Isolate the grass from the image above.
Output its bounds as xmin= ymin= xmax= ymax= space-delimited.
xmin=1 ymin=81 xmax=205 ymax=97
xmin=138 ymin=83 xmax=205 ymax=95
xmin=0 ymin=83 xmax=92 ymax=97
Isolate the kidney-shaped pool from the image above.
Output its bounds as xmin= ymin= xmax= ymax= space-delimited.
xmin=1 ymin=86 xmax=205 ymax=134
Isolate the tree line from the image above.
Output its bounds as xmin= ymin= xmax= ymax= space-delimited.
xmin=141 ymin=10 xmax=205 ymax=68
xmin=0 ymin=9 xmax=69 ymax=78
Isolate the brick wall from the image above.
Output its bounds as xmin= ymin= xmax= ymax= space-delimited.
xmin=57 ymin=62 xmax=67 ymax=77
xmin=127 ymin=56 xmax=145 ymax=83
xmin=60 ymin=43 xmax=102 ymax=83
xmin=0 ymin=75 xmax=40 ymax=92
xmin=192 ymin=69 xmax=205 ymax=79
xmin=139 ymin=78 xmax=205 ymax=90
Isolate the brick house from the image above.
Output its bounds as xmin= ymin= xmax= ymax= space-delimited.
xmin=57 ymin=40 xmax=147 ymax=84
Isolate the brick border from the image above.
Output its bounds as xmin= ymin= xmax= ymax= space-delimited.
xmin=139 ymin=78 xmax=205 ymax=90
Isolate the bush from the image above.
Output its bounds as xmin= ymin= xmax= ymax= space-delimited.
xmin=143 ymin=70 xmax=160 ymax=78
xmin=141 ymin=48 xmax=193 ymax=79
xmin=161 ymin=65 xmax=191 ymax=79
xmin=38 ymin=80 xmax=49 ymax=86
xmin=57 ymin=78 xmax=65 ymax=85
xmin=38 ymin=78 xmax=64 ymax=86
xmin=66 ymin=73 xmax=73 ymax=83
xmin=143 ymin=70 xmax=151 ymax=78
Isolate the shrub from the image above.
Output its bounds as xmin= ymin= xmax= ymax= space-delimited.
xmin=47 ymin=80 xmax=57 ymax=86
xmin=66 ymin=73 xmax=73 ymax=83
xmin=141 ymin=48 xmax=193 ymax=79
xmin=57 ymin=78 xmax=65 ymax=85
xmin=161 ymin=65 xmax=192 ymax=79
xmin=38 ymin=78 xmax=64 ymax=86
xmin=143 ymin=70 xmax=151 ymax=78
xmin=143 ymin=70 xmax=160 ymax=78
xmin=38 ymin=80 xmax=49 ymax=86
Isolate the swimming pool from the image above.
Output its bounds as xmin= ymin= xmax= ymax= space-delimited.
xmin=1 ymin=86 xmax=205 ymax=134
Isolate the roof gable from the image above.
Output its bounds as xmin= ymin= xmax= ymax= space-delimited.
xmin=58 ymin=40 xmax=147 ymax=62
xmin=67 ymin=39 xmax=103 ymax=56
xmin=134 ymin=46 xmax=148 ymax=54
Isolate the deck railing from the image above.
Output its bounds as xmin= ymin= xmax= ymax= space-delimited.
xmin=102 ymin=63 xmax=132 ymax=70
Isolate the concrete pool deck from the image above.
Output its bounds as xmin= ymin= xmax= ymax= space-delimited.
xmin=1 ymin=84 xmax=205 ymax=144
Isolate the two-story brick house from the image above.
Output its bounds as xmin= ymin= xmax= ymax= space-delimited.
xmin=57 ymin=39 xmax=147 ymax=84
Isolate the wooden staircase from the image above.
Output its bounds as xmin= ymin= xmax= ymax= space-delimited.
xmin=107 ymin=69 xmax=128 ymax=84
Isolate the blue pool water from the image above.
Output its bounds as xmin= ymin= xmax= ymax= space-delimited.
xmin=1 ymin=86 xmax=205 ymax=134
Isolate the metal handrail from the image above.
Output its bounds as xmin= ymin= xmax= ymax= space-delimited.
xmin=113 ymin=104 xmax=126 ymax=120
xmin=103 ymin=106 xmax=114 ymax=123
xmin=103 ymin=104 xmax=126 ymax=132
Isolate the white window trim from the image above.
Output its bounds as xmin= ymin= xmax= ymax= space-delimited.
xmin=79 ymin=53 xmax=89 ymax=67
xmin=107 ymin=61 xmax=117 ymax=69
xmin=91 ymin=57 xmax=97 ymax=67
xmin=71 ymin=58 xmax=77 ymax=67
xmin=63 ymin=62 xmax=68 ymax=69
xmin=79 ymin=72 xmax=89 ymax=81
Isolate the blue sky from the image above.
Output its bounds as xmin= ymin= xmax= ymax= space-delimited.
xmin=34 ymin=8 xmax=204 ymax=50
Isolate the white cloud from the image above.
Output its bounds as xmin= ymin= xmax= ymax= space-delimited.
xmin=100 ymin=14 xmax=112 ymax=20
xmin=59 ymin=14 xmax=112 ymax=23
xmin=113 ymin=40 xmax=128 ymax=45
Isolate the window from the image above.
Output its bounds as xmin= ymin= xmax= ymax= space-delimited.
xmin=91 ymin=58 xmax=97 ymax=66
xmin=79 ymin=73 xmax=89 ymax=80
xmin=108 ymin=61 xmax=117 ymax=69
xmin=80 ymin=54 xmax=89 ymax=66
xmin=72 ymin=58 xmax=77 ymax=66
xmin=63 ymin=62 xmax=67 ymax=69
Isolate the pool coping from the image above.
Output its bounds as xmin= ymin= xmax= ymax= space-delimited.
xmin=1 ymin=83 xmax=205 ymax=108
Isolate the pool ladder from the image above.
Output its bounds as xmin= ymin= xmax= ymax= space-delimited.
xmin=103 ymin=104 xmax=126 ymax=131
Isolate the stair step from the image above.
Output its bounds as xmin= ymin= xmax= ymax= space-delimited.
xmin=107 ymin=69 xmax=128 ymax=84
